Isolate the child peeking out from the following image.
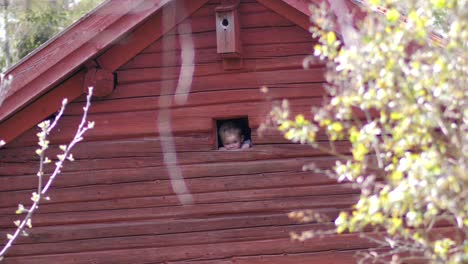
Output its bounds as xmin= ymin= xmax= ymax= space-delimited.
xmin=218 ymin=121 xmax=251 ymax=150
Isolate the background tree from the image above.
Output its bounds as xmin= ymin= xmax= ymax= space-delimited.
xmin=0 ymin=0 xmax=104 ymax=71
xmin=267 ymin=0 xmax=467 ymax=263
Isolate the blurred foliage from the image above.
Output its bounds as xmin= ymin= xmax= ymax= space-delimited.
xmin=267 ymin=0 xmax=467 ymax=263
xmin=0 ymin=0 xmax=105 ymax=71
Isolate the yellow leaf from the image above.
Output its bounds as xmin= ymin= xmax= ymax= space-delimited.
xmin=326 ymin=31 xmax=336 ymax=45
xmin=390 ymin=112 xmax=403 ymax=120
xmin=336 ymin=225 xmax=347 ymax=234
xmin=295 ymin=114 xmax=305 ymax=124
xmin=285 ymin=130 xmax=295 ymax=140
xmin=331 ymin=122 xmax=343 ymax=132
xmin=349 ymin=126 xmax=359 ymax=143
xmin=391 ymin=171 xmax=403 ymax=181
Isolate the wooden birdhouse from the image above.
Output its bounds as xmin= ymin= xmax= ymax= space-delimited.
xmin=215 ymin=0 xmax=241 ymax=57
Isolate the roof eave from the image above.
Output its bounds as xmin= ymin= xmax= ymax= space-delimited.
xmin=0 ymin=0 xmax=171 ymax=123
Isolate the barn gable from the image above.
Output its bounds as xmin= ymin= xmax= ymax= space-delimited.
xmin=0 ymin=0 xmax=330 ymax=146
xmin=0 ymin=0 xmax=210 ymax=144
xmin=0 ymin=1 xmax=369 ymax=263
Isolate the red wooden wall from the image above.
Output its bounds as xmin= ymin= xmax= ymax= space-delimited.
xmin=0 ymin=1 xmax=369 ymax=263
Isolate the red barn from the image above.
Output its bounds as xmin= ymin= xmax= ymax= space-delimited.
xmin=0 ymin=0 xmax=370 ymax=263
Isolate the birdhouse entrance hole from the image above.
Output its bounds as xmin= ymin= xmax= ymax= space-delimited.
xmin=221 ymin=18 xmax=229 ymax=28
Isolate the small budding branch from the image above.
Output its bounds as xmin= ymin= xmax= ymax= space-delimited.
xmin=0 ymin=87 xmax=95 ymax=261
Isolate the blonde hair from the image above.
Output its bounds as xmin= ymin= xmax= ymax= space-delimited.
xmin=218 ymin=121 xmax=242 ymax=139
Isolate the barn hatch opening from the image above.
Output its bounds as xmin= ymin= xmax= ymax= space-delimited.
xmin=216 ymin=117 xmax=251 ymax=150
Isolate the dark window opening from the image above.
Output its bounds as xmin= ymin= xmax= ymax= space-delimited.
xmin=215 ymin=117 xmax=251 ymax=150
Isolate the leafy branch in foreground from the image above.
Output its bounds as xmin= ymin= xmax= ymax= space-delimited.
xmin=265 ymin=0 xmax=467 ymax=263
xmin=0 ymin=87 xmax=95 ymax=261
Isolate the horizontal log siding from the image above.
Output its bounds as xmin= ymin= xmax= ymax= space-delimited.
xmin=0 ymin=1 xmax=366 ymax=263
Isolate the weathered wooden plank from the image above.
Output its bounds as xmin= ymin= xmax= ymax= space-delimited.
xmin=252 ymin=129 xmax=293 ymax=144
xmin=9 ymin=114 xmax=204 ymax=146
xmin=0 ymin=142 xmax=347 ymax=176
xmin=6 ymin=223 xmax=324 ymax=256
xmin=0 ymin=183 xmax=356 ymax=216
xmin=169 ymin=251 xmax=359 ymax=264
xmin=4 ymin=132 xmax=213 ymax=152
xmin=119 ymin=68 xmax=325 ymax=93
xmin=124 ymin=47 xmax=220 ymax=69
xmin=0 ymin=176 xmax=354 ymax=213
xmin=100 ymin=80 xmax=326 ymax=104
xmin=0 ymin=158 xmax=307 ymax=192
xmin=3 ymin=224 xmax=318 ymax=256
xmin=242 ymin=24 xmax=310 ymax=45
xmin=0 ymin=213 xmax=295 ymax=244
xmin=0 ymin=195 xmax=357 ymax=227
xmin=117 ymin=54 xmax=313 ymax=84
xmin=122 ymin=28 xmax=312 ymax=69
xmin=242 ymin=42 xmax=312 ymax=59
xmin=65 ymin=84 xmax=324 ymax=115
xmin=253 ymin=127 xmax=340 ymax=144
xmin=11 ymin=97 xmax=319 ymax=145
xmin=1 ymin=232 xmax=374 ymax=264
xmin=112 ymin=67 xmax=326 ymax=100
xmin=141 ymin=42 xmax=312 ymax=64
xmin=2 ymin=126 xmax=336 ymax=162
xmin=163 ymin=4 xmax=294 ymax=36
xmin=0 ymin=157 xmax=333 ymax=202
xmin=141 ymin=30 xmax=217 ymax=54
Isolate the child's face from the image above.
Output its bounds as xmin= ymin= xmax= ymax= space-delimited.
xmin=222 ymin=133 xmax=244 ymax=150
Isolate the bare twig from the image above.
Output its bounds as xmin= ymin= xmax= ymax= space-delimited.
xmin=0 ymin=87 xmax=94 ymax=261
